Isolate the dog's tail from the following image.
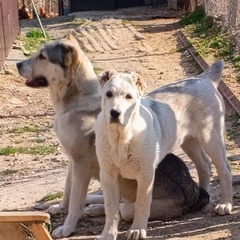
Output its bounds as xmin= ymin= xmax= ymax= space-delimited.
xmin=183 ymin=187 xmax=210 ymax=214
xmin=197 ymin=61 xmax=224 ymax=88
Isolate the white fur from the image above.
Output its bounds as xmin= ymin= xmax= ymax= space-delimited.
xmin=95 ymin=62 xmax=232 ymax=240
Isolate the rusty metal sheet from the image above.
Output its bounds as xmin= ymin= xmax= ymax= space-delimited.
xmin=0 ymin=0 xmax=20 ymax=70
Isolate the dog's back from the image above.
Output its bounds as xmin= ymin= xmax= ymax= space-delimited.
xmin=144 ymin=61 xmax=225 ymax=158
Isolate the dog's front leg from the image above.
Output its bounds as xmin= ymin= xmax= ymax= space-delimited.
xmin=52 ymin=159 xmax=92 ymax=238
xmin=126 ymin=172 xmax=154 ymax=240
xmin=95 ymin=166 xmax=120 ymax=240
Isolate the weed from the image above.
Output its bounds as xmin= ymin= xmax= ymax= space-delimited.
xmin=179 ymin=8 xmax=206 ymax=27
xmin=38 ymin=192 xmax=63 ymax=203
xmin=1 ymin=169 xmax=18 ymax=175
xmin=10 ymin=126 xmax=40 ymax=135
xmin=236 ymin=75 xmax=240 ymax=82
xmin=22 ymin=29 xmax=50 ymax=55
xmin=176 ymin=45 xmax=191 ymax=52
xmin=94 ymin=67 xmax=103 ymax=75
xmin=226 ymin=114 xmax=240 ymax=140
xmin=228 ymin=114 xmax=240 ymax=128
xmin=226 ymin=129 xmax=234 ymax=140
xmin=30 ymin=138 xmax=45 ymax=143
xmin=73 ymin=18 xmax=87 ymax=25
xmin=0 ymin=145 xmax=57 ymax=156
xmin=26 ymin=29 xmax=47 ymax=38
xmin=122 ymin=19 xmax=131 ymax=25
xmin=180 ymin=8 xmax=240 ymax=71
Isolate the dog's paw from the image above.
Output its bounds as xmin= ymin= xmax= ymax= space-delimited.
xmin=48 ymin=204 xmax=66 ymax=215
xmin=52 ymin=225 xmax=74 ymax=238
xmin=215 ymin=203 xmax=232 ymax=215
xmin=84 ymin=204 xmax=105 ymax=216
xmin=126 ymin=229 xmax=147 ymax=240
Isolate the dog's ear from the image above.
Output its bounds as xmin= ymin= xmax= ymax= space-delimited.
xmin=60 ymin=43 xmax=75 ymax=66
xmin=59 ymin=34 xmax=79 ymax=67
xmin=130 ymin=72 xmax=147 ymax=96
xmin=98 ymin=69 xmax=118 ymax=88
xmin=64 ymin=34 xmax=79 ymax=45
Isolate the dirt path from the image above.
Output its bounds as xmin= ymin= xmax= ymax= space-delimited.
xmin=1 ymin=6 xmax=240 ymax=240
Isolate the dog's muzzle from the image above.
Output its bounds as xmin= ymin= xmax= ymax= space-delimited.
xmin=25 ymin=76 xmax=48 ymax=88
xmin=110 ymin=109 xmax=120 ymax=123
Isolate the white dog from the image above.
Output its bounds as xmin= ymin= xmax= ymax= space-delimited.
xmin=95 ymin=61 xmax=232 ymax=240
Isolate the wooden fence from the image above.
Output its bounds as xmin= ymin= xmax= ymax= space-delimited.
xmin=0 ymin=0 xmax=19 ymax=70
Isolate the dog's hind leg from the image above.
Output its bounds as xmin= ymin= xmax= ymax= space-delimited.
xmin=181 ymin=138 xmax=211 ymax=191
xmin=199 ymin=130 xmax=232 ymax=215
xmin=120 ymin=202 xmax=135 ymax=222
xmin=84 ymin=194 xmax=105 ymax=217
xmin=120 ymin=199 xmax=184 ymax=223
xmin=52 ymin=159 xmax=92 ymax=238
xmin=84 ymin=203 xmax=105 ymax=216
xmin=85 ymin=194 xmax=104 ymax=204
xmin=48 ymin=160 xmax=72 ymax=215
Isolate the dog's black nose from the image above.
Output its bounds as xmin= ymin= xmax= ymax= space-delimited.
xmin=16 ymin=62 xmax=22 ymax=70
xmin=110 ymin=109 xmax=120 ymax=119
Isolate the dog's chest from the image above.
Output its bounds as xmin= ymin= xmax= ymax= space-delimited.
xmin=108 ymin=141 xmax=141 ymax=179
xmin=110 ymin=141 xmax=129 ymax=167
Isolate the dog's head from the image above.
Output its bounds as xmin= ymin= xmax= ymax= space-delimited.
xmin=16 ymin=34 xmax=81 ymax=88
xmin=98 ymin=69 xmax=147 ymax=126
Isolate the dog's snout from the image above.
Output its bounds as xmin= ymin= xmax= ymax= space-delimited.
xmin=16 ymin=61 xmax=23 ymax=70
xmin=110 ymin=109 xmax=120 ymax=119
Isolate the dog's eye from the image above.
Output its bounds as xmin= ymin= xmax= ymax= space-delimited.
xmin=126 ymin=94 xmax=132 ymax=99
xmin=106 ymin=91 xmax=113 ymax=98
xmin=39 ymin=53 xmax=46 ymax=60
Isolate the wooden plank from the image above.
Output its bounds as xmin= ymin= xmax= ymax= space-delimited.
xmin=0 ymin=212 xmax=50 ymax=223
xmin=28 ymin=223 xmax=52 ymax=240
xmin=125 ymin=23 xmax=145 ymax=40
xmin=0 ymin=223 xmax=28 ymax=240
xmin=98 ymin=28 xmax=119 ymax=50
xmin=105 ymin=26 xmax=118 ymax=40
xmin=79 ymin=28 xmax=104 ymax=52
xmin=89 ymin=28 xmax=111 ymax=51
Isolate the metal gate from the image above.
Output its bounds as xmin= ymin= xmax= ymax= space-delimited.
xmin=0 ymin=0 xmax=19 ymax=70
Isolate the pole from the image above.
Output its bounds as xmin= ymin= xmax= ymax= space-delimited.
xmin=30 ymin=0 xmax=47 ymax=39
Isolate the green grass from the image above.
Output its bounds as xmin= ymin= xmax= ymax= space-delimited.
xmin=26 ymin=29 xmax=47 ymax=38
xmin=1 ymin=169 xmax=18 ymax=175
xmin=73 ymin=18 xmax=87 ymax=25
xmin=226 ymin=114 xmax=240 ymax=140
xmin=0 ymin=145 xmax=57 ymax=156
xmin=22 ymin=29 xmax=50 ymax=55
xmin=38 ymin=192 xmax=63 ymax=203
xmin=9 ymin=126 xmax=41 ymax=135
xmin=94 ymin=67 xmax=103 ymax=75
xmin=236 ymin=75 xmax=240 ymax=82
xmin=122 ymin=19 xmax=132 ymax=26
xmin=30 ymin=138 xmax=45 ymax=143
xmin=179 ymin=8 xmax=206 ymax=26
xmin=180 ymin=8 xmax=240 ymax=70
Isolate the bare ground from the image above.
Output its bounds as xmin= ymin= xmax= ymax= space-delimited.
xmin=1 ymin=6 xmax=240 ymax=240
